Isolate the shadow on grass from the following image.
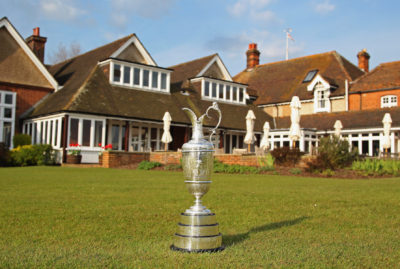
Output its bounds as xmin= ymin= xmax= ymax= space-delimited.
xmin=223 ymin=216 xmax=309 ymax=247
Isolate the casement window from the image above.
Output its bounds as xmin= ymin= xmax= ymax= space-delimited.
xmin=200 ymin=78 xmax=247 ymax=104
xmin=108 ymin=60 xmax=171 ymax=93
xmin=314 ymin=82 xmax=330 ymax=112
xmin=23 ymin=117 xmax=63 ymax=148
xmin=67 ymin=117 xmax=106 ymax=149
xmin=381 ymin=95 xmax=397 ymax=108
xmin=0 ymin=91 xmax=16 ymax=148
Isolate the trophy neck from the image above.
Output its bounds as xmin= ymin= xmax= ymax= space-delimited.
xmin=192 ymin=121 xmax=205 ymax=141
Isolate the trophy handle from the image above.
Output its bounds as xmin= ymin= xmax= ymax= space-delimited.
xmin=205 ymin=102 xmax=222 ymax=143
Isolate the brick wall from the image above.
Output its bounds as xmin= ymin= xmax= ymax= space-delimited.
xmin=349 ymin=90 xmax=400 ymax=111
xmin=102 ymin=151 xmax=149 ymax=168
xmin=101 ymin=151 xmax=261 ymax=168
xmin=150 ymin=151 xmax=181 ymax=164
xmin=215 ymin=154 xmax=260 ymax=167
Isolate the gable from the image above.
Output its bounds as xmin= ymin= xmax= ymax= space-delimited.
xmin=203 ymin=61 xmax=226 ymax=80
xmin=196 ymin=55 xmax=232 ymax=81
xmin=110 ymin=35 xmax=156 ymax=66
xmin=0 ymin=27 xmax=52 ymax=89
xmin=114 ymin=43 xmax=146 ymax=64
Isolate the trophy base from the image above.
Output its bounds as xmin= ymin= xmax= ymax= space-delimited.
xmin=171 ymin=212 xmax=223 ymax=253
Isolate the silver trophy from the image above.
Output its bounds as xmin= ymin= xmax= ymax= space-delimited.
xmin=171 ymin=102 xmax=224 ymax=252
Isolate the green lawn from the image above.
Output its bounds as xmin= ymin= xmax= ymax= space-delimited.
xmin=0 ymin=167 xmax=399 ymax=268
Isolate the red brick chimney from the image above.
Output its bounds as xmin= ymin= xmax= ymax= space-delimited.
xmin=357 ymin=48 xmax=370 ymax=72
xmin=26 ymin=27 xmax=47 ymax=63
xmin=246 ymin=43 xmax=260 ymax=70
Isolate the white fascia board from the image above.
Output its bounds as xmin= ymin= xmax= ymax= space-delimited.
xmin=307 ymin=74 xmax=330 ymax=92
xmin=195 ymin=55 xmax=233 ymax=81
xmin=0 ymin=18 xmax=59 ymax=91
xmin=110 ymin=35 xmax=157 ymax=66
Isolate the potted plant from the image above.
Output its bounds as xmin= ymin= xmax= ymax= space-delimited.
xmin=98 ymin=143 xmax=112 ymax=165
xmin=66 ymin=143 xmax=82 ymax=164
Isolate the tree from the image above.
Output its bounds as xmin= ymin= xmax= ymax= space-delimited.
xmin=48 ymin=42 xmax=81 ymax=64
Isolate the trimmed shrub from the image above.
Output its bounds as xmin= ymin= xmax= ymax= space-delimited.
xmin=10 ymin=144 xmax=54 ymax=166
xmin=137 ymin=161 xmax=162 ymax=170
xmin=0 ymin=142 xmax=11 ymax=166
xmin=258 ymin=153 xmax=275 ymax=170
xmin=270 ymin=147 xmax=303 ymax=166
xmin=306 ymin=136 xmax=358 ymax=172
xmin=13 ymin=134 xmax=31 ymax=148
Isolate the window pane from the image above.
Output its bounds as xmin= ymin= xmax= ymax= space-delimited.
xmin=151 ymin=127 xmax=157 ymax=151
xmin=131 ymin=126 xmax=140 ymax=151
xmin=54 ymin=120 xmax=58 ymax=147
xmin=49 ymin=121 xmax=53 ymax=146
xmin=82 ymin=120 xmax=91 ymax=147
xmin=204 ymin=81 xmax=210 ymax=97
xmin=212 ymin=83 xmax=217 ymax=98
xmin=239 ymin=88 xmax=244 ymax=102
xmin=44 ymin=121 xmax=48 ymax=144
xmin=29 ymin=123 xmax=33 ymax=136
xmin=152 ymin=71 xmax=158 ymax=89
xmin=4 ymin=108 xmax=12 ymax=118
xmin=233 ymin=87 xmax=237 ymax=101
xmin=5 ymin=94 xmax=13 ymax=104
xmin=33 ymin=123 xmax=37 ymax=144
xmin=113 ymin=64 xmax=121 ymax=82
xmin=94 ymin=121 xmax=103 ymax=147
xmin=219 ymin=84 xmax=224 ymax=99
xmin=134 ymin=68 xmax=140 ymax=85
xmin=161 ymin=73 xmax=167 ymax=90
xmin=226 ymin=85 xmax=231 ymax=100
xmin=141 ymin=127 xmax=149 ymax=151
xmin=3 ymin=122 xmax=11 ymax=147
xmin=69 ymin=119 xmax=79 ymax=145
xmin=40 ymin=122 xmax=43 ymax=144
xmin=143 ymin=70 xmax=149 ymax=87
xmin=112 ymin=125 xmax=119 ymax=150
xmin=121 ymin=126 xmax=126 ymax=150
xmin=123 ymin=66 xmax=130 ymax=84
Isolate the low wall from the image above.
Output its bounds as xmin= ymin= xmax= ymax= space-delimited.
xmin=215 ymin=154 xmax=260 ymax=167
xmin=100 ymin=151 xmax=261 ymax=168
xmin=150 ymin=151 xmax=181 ymax=165
xmin=102 ymin=151 xmax=149 ymax=168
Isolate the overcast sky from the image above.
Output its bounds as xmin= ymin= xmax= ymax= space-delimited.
xmin=2 ymin=0 xmax=399 ymax=75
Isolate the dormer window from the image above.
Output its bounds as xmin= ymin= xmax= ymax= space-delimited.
xmin=381 ymin=95 xmax=397 ymax=108
xmin=303 ymin=70 xmax=318 ymax=83
xmin=105 ymin=59 xmax=171 ymax=93
xmin=199 ymin=77 xmax=247 ymax=104
xmin=314 ymin=81 xmax=330 ymax=112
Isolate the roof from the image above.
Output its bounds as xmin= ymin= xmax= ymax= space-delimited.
xmin=0 ymin=17 xmax=59 ymax=90
xmin=234 ymin=51 xmax=364 ymax=105
xmin=30 ymin=34 xmax=134 ymax=115
xmin=28 ymin=42 xmax=272 ymax=131
xmin=350 ymin=60 xmax=400 ymax=93
xmin=169 ymin=54 xmax=217 ymax=90
xmin=275 ymin=107 xmax=400 ymax=131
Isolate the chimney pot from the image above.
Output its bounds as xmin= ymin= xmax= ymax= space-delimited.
xmin=33 ymin=27 xmax=40 ymax=36
xmin=357 ymin=49 xmax=370 ymax=72
xmin=246 ymin=43 xmax=260 ymax=70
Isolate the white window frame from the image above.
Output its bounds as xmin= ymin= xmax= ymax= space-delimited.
xmin=0 ymin=91 xmax=16 ymax=148
xmin=198 ymin=77 xmax=248 ymax=105
xmin=23 ymin=115 xmax=64 ymax=149
xmin=381 ymin=95 xmax=397 ymax=108
xmin=313 ymin=82 xmax=331 ymax=113
xmin=68 ymin=116 xmax=106 ymax=151
xmin=106 ymin=60 xmax=171 ymax=93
